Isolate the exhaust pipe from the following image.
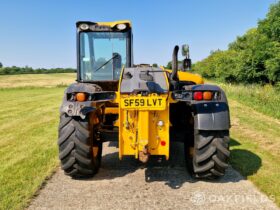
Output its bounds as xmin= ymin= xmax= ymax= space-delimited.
xmin=171 ymin=45 xmax=179 ymax=81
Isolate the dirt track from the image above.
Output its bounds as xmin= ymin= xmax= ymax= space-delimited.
xmin=28 ymin=142 xmax=278 ymax=210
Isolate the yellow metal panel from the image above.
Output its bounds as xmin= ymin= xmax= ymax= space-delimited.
xmin=147 ymin=109 xmax=169 ymax=159
xmin=118 ymin=67 xmax=170 ymax=160
xmin=119 ymin=109 xmax=139 ymax=158
xmin=177 ymin=71 xmax=204 ymax=84
xmin=118 ymin=94 xmax=170 ymax=160
xmin=164 ymin=68 xmax=204 ymax=84
xmin=137 ymin=111 xmax=149 ymax=153
xmin=96 ymin=20 xmax=132 ymax=28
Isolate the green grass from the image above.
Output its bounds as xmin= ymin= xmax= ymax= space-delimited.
xmin=217 ymin=82 xmax=280 ymax=120
xmin=228 ymin=99 xmax=280 ymax=206
xmin=0 ymin=87 xmax=64 ymax=210
xmin=0 ymin=73 xmax=75 ymax=88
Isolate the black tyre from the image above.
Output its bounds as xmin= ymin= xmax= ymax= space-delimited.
xmin=186 ymin=130 xmax=230 ymax=179
xmin=58 ymin=113 xmax=102 ymax=178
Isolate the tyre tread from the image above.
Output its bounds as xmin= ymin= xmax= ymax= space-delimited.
xmin=58 ymin=113 xmax=101 ymax=178
xmin=192 ymin=130 xmax=230 ymax=179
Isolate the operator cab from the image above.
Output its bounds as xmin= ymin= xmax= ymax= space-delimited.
xmin=77 ymin=21 xmax=133 ymax=90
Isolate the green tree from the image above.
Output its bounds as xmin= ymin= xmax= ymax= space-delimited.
xmin=193 ymin=1 xmax=280 ymax=85
xmin=152 ymin=63 xmax=158 ymax=68
xmin=259 ymin=2 xmax=280 ymax=42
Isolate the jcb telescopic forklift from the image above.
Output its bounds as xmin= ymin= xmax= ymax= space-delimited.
xmin=58 ymin=20 xmax=230 ymax=179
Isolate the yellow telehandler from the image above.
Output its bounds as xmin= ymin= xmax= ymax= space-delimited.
xmin=58 ymin=20 xmax=230 ymax=179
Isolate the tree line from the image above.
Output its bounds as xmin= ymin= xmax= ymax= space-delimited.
xmin=191 ymin=2 xmax=280 ymax=85
xmin=0 ymin=64 xmax=76 ymax=75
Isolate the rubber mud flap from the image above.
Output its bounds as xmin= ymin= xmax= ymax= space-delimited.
xmin=193 ymin=102 xmax=230 ymax=130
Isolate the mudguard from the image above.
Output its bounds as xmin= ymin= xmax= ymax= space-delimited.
xmin=191 ymin=85 xmax=230 ymax=130
xmin=192 ymin=101 xmax=230 ymax=130
xmin=60 ymin=83 xmax=115 ymax=119
xmin=172 ymin=84 xmax=231 ymax=130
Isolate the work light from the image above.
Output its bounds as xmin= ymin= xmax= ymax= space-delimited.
xmin=80 ymin=23 xmax=89 ymax=30
xmin=116 ymin=23 xmax=127 ymax=30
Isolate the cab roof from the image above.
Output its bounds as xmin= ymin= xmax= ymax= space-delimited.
xmin=76 ymin=20 xmax=132 ymax=28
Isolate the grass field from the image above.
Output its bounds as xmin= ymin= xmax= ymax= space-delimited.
xmin=0 ymin=87 xmax=65 ymax=210
xmin=207 ymin=81 xmax=280 ymax=205
xmin=0 ymin=73 xmax=75 ymax=88
xmin=219 ymin=82 xmax=280 ymax=120
xmin=0 ymin=74 xmax=75 ymax=209
xmin=0 ymin=74 xmax=279 ymax=209
xmin=229 ymin=100 xmax=280 ymax=205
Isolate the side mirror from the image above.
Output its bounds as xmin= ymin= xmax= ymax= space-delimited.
xmin=182 ymin=44 xmax=191 ymax=71
xmin=183 ymin=58 xmax=192 ymax=71
xmin=181 ymin=44 xmax=190 ymax=57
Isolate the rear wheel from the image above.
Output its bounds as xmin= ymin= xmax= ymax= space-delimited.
xmin=58 ymin=113 xmax=102 ymax=178
xmin=186 ymin=130 xmax=230 ymax=179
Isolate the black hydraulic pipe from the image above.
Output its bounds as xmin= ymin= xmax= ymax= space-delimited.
xmin=171 ymin=45 xmax=179 ymax=81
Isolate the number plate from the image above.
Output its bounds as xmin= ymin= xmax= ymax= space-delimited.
xmin=120 ymin=96 xmax=166 ymax=110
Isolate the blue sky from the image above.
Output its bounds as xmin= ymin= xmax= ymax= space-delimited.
xmin=0 ymin=0 xmax=277 ymax=68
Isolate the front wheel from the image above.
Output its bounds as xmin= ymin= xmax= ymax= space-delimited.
xmin=58 ymin=113 xmax=102 ymax=178
xmin=186 ymin=130 xmax=230 ymax=179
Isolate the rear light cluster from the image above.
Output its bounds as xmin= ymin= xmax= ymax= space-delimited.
xmin=76 ymin=93 xmax=87 ymax=102
xmin=68 ymin=92 xmax=88 ymax=102
xmin=67 ymin=92 xmax=115 ymax=102
xmin=193 ymin=91 xmax=213 ymax=101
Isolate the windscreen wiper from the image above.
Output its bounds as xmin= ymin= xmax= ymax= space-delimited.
xmin=93 ymin=54 xmax=119 ymax=72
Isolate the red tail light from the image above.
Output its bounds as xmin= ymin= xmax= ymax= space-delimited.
xmin=193 ymin=91 xmax=203 ymax=100
xmin=160 ymin=140 xmax=166 ymax=146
